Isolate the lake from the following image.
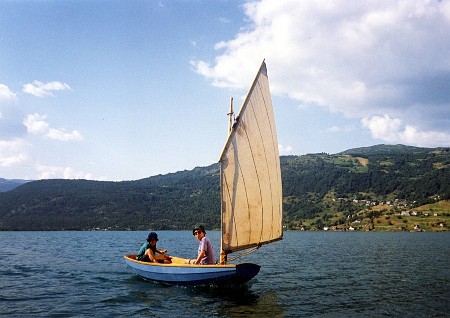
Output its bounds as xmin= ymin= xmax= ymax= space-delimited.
xmin=0 ymin=231 xmax=449 ymax=317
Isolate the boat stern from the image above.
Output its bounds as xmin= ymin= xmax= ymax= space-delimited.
xmin=235 ymin=263 xmax=261 ymax=284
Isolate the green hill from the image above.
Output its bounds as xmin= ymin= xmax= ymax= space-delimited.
xmin=0 ymin=144 xmax=448 ymax=231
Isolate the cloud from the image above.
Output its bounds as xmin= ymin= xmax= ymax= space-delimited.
xmin=0 ymin=139 xmax=29 ymax=167
xmin=218 ymin=17 xmax=231 ymax=24
xmin=23 ymin=113 xmax=83 ymax=141
xmin=0 ymin=138 xmax=94 ymax=179
xmin=0 ymin=84 xmax=18 ymax=102
xmin=22 ymin=81 xmax=72 ymax=97
xmin=47 ymin=128 xmax=83 ymax=141
xmin=0 ymin=85 xmax=26 ymax=139
xmin=325 ymin=125 xmax=355 ymax=133
xmin=279 ymin=144 xmax=293 ymax=155
xmin=192 ymin=0 xmax=450 ymax=147
xmin=23 ymin=113 xmax=49 ymax=134
xmin=362 ymin=114 xmax=450 ymax=147
xmin=36 ymin=163 xmax=93 ymax=180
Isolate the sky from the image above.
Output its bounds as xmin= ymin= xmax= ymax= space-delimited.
xmin=1 ymin=0 xmax=449 ymax=181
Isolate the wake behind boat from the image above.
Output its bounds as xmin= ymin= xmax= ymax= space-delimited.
xmin=124 ymin=60 xmax=283 ymax=286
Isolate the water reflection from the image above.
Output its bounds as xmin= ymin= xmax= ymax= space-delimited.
xmin=191 ymin=285 xmax=284 ymax=317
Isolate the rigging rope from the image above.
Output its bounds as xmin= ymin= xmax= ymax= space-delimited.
xmin=226 ymin=245 xmax=261 ymax=263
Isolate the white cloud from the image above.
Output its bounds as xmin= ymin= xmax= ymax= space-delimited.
xmin=0 ymin=84 xmax=27 ymax=139
xmin=0 ymin=139 xmax=29 ymax=167
xmin=23 ymin=113 xmax=49 ymax=134
xmin=23 ymin=113 xmax=83 ymax=141
xmin=47 ymin=128 xmax=83 ymax=141
xmin=362 ymin=115 xmax=450 ymax=147
xmin=36 ymin=163 xmax=93 ymax=180
xmin=0 ymin=84 xmax=18 ymax=102
xmin=22 ymin=81 xmax=72 ymax=97
xmin=218 ymin=17 xmax=231 ymax=24
xmin=0 ymin=138 xmax=91 ymax=179
xmin=279 ymin=144 xmax=293 ymax=155
xmin=192 ymin=0 xmax=450 ymax=147
xmin=325 ymin=125 xmax=355 ymax=133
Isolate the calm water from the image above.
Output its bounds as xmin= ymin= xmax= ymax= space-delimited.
xmin=0 ymin=231 xmax=449 ymax=317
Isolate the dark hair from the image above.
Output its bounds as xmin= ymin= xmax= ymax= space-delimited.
xmin=193 ymin=224 xmax=206 ymax=235
xmin=147 ymin=232 xmax=158 ymax=242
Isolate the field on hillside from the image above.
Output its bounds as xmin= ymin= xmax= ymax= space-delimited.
xmin=296 ymin=200 xmax=449 ymax=232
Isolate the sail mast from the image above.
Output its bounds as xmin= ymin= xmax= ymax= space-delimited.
xmin=220 ymin=97 xmax=234 ymax=265
xmin=228 ymin=97 xmax=234 ymax=133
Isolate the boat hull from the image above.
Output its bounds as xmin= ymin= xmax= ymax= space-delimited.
xmin=124 ymin=254 xmax=260 ymax=286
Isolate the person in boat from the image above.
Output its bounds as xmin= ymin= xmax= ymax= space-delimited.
xmin=136 ymin=232 xmax=171 ymax=263
xmin=192 ymin=225 xmax=215 ymax=265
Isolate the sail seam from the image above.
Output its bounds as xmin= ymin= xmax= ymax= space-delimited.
xmin=256 ymin=70 xmax=282 ymax=240
xmin=251 ymin=81 xmax=271 ymax=244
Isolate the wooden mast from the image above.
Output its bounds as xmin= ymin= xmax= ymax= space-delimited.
xmin=220 ymin=97 xmax=234 ymax=265
xmin=227 ymin=97 xmax=234 ymax=133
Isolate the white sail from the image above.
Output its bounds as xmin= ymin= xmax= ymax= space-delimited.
xmin=219 ymin=61 xmax=283 ymax=257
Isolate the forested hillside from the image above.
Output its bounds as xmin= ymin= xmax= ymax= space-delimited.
xmin=0 ymin=145 xmax=448 ymax=231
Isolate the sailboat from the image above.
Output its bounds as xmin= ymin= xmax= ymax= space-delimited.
xmin=124 ymin=60 xmax=283 ymax=286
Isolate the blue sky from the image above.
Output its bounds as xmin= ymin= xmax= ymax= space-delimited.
xmin=1 ymin=0 xmax=449 ymax=181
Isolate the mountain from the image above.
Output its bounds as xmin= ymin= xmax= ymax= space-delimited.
xmin=0 ymin=178 xmax=31 ymax=192
xmin=0 ymin=144 xmax=448 ymax=231
xmin=338 ymin=144 xmax=433 ymax=156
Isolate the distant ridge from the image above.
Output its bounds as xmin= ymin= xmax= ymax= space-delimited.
xmin=0 ymin=178 xmax=31 ymax=192
xmin=339 ymin=144 xmax=434 ymax=156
